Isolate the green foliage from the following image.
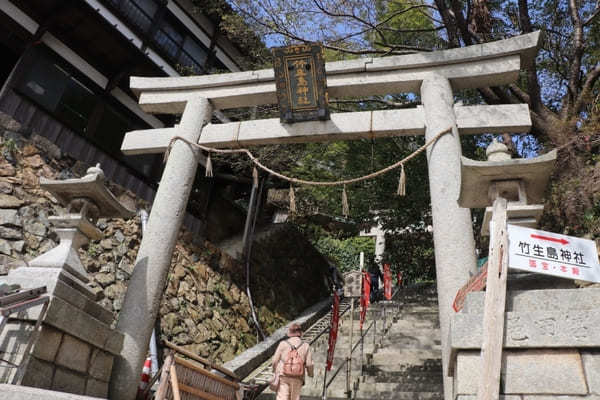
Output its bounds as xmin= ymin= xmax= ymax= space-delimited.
xmin=315 ymin=235 xmax=375 ymax=273
xmin=191 ymin=0 xmax=270 ymax=70
xmin=1 ymin=138 xmax=18 ymax=163
xmin=372 ymin=0 xmax=442 ymax=50
xmin=223 ymin=0 xmax=600 ymax=282
xmin=87 ymin=242 xmax=99 ymax=258
xmin=298 ymin=223 xmax=375 ymax=273
xmin=1 ymin=138 xmax=17 ymax=152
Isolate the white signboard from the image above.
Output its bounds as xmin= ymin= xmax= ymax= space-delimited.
xmin=508 ymin=224 xmax=600 ymax=283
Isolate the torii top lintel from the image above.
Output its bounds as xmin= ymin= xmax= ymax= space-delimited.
xmin=131 ymin=32 xmax=540 ymax=114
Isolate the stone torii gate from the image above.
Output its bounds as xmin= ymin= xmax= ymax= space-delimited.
xmin=109 ymin=32 xmax=541 ymax=400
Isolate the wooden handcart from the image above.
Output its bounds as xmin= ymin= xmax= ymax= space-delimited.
xmin=154 ymin=341 xmax=246 ymax=400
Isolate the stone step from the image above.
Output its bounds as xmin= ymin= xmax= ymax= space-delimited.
xmin=372 ymin=349 xmax=441 ymax=366
xmin=257 ymin=284 xmax=443 ymax=400
xmin=385 ymin=322 xmax=440 ymax=333
xmin=300 ymin=380 xmax=443 ymax=399
xmin=361 ymin=368 xmax=443 ymax=385
xmin=353 ymin=390 xmax=443 ymax=400
xmin=354 ymin=381 xmax=443 ymax=397
xmin=258 ymin=391 xmax=442 ymax=400
xmin=369 ymin=358 xmax=443 ymax=373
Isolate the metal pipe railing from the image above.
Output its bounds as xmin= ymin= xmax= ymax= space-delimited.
xmin=309 ymin=298 xmax=353 ymax=346
xmin=321 ymin=319 xmax=374 ymax=400
xmin=319 ymin=282 xmax=438 ymax=400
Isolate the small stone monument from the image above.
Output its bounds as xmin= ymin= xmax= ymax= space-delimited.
xmin=0 ymin=165 xmax=134 ymax=397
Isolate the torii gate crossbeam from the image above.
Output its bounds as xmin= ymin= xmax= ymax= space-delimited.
xmin=109 ymin=32 xmax=541 ymax=400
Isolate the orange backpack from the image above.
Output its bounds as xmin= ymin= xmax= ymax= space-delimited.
xmin=282 ymin=340 xmax=306 ymax=377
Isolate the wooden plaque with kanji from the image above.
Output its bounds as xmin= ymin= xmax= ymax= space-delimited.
xmin=273 ymin=44 xmax=329 ymax=123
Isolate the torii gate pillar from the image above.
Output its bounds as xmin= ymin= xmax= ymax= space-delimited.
xmin=422 ymin=76 xmax=478 ymax=400
xmin=109 ymin=98 xmax=212 ymax=400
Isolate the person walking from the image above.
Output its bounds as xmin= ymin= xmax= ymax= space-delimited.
xmin=271 ymin=323 xmax=314 ymax=400
xmin=368 ymin=262 xmax=383 ymax=303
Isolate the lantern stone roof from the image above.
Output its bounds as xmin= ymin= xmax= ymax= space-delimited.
xmin=458 ymin=150 xmax=557 ymax=209
xmin=40 ymin=165 xmax=135 ymax=219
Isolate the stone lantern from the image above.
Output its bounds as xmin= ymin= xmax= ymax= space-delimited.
xmin=28 ymin=164 xmax=134 ymax=287
xmin=0 ymin=165 xmax=134 ymax=397
xmin=454 ymin=140 xmax=556 ymax=399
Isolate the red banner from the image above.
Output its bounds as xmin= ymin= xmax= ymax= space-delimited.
xmin=383 ymin=264 xmax=392 ymax=300
xmin=397 ymin=271 xmax=403 ymax=287
xmin=359 ymin=271 xmax=371 ymax=329
xmin=326 ymin=291 xmax=340 ymax=371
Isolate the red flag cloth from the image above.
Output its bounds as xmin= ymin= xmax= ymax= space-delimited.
xmin=383 ymin=264 xmax=392 ymax=300
xmin=360 ymin=270 xmax=371 ymax=329
xmin=397 ymin=271 xmax=403 ymax=287
xmin=326 ymin=291 xmax=340 ymax=371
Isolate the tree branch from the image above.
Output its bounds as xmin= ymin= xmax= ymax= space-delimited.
xmin=378 ymin=25 xmax=446 ymax=35
xmin=450 ymin=0 xmax=473 ymax=45
xmin=517 ymin=0 xmax=545 ymax=117
xmin=573 ymin=63 xmax=600 ymax=115
xmin=373 ymin=42 xmax=433 ymax=52
xmin=583 ymin=6 xmax=600 ymax=25
xmin=563 ymin=0 xmax=585 ymax=120
xmin=434 ymin=0 xmax=460 ymax=47
xmin=478 ymin=87 xmax=502 ymax=105
xmin=233 ymin=5 xmax=420 ymax=56
xmin=508 ymin=83 xmax=531 ymax=104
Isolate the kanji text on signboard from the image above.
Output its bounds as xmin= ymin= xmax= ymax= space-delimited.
xmin=507 ymin=224 xmax=600 ymax=283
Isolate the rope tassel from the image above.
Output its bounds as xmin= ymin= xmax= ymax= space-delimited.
xmin=205 ymin=152 xmax=213 ymax=177
xmin=397 ymin=163 xmax=406 ymax=196
xmin=342 ymin=185 xmax=349 ymax=217
xmin=289 ymin=185 xmax=296 ymax=214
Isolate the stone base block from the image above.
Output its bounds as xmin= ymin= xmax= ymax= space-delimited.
xmin=456 ymin=396 xmax=521 ymax=400
xmin=0 ymin=383 xmax=104 ymax=399
xmin=85 ymin=378 xmax=108 ymax=398
xmin=462 ymin=288 xmax=600 ymax=314
xmin=583 ymin=352 xmax=600 ymax=395
xmin=457 ymin=397 xmax=600 ymax=399
xmin=20 ymin=357 xmax=54 ymax=389
xmin=32 ymin=325 xmax=63 ymax=362
xmin=55 ymin=335 xmax=91 ymax=373
xmin=52 ymin=367 xmax=86 ymax=395
xmin=455 ymin=349 xmax=588 ymax=396
xmin=0 ymin=267 xmax=120 ymax=396
xmin=88 ymin=349 xmax=113 ymax=382
xmin=0 ymin=267 xmax=112 ymax=324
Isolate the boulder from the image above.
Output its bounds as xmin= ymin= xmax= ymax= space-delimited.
xmin=0 ymin=209 xmax=21 ymax=226
xmin=0 ymin=194 xmax=24 ymax=208
xmin=0 ymin=226 xmax=22 ymax=240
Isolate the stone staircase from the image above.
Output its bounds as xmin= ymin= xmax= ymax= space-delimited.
xmin=257 ymin=284 xmax=443 ymax=400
